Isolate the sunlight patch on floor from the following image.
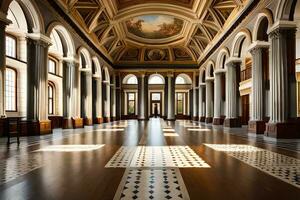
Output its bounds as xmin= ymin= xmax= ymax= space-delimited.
xmin=36 ymin=145 xmax=105 ymax=152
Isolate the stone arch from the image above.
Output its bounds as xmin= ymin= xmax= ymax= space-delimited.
xmin=231 ymin=29 xmax=252 ymax=58
xmin=122 ymin=74 xmax=138 ymax=84
xmin=216 ymin=47 xmax=230 ymax=70
xmin=92 ymin=56 xmax=102 ymax=78
xmin=78 ymin=47 xmax=92 ymax=69
xmin=199 ymin=68 xmax=206 ymax=84
xmin=148 ymin=74 xmax=165 ymax=84
xmin=46 ymin=22 xmax=75 ymax=57
xmin=175 ymin=73 xmax=192 ymax=84
xmin=253 ymin=9 xmax=274 ymax=41
xmin=206 ymin=60 xmax=215 ymax=78
xmin=102 ymin=66 xmax=110 ymax=83
xmin=275 ymin=0 xmax=297 ymax=21
xmin=6 ymin=0 xmax=45 ymax=33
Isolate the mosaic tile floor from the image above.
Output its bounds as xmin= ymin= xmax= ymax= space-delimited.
xmin=205 ymin=144 xmax=300 ymax=188
xmin=114 ymin=168 xmax=190 ymax=200
xmin=0 ymin=153 xmax=44 ymax=184
xmin=105 ymin=146 xmax=210 ymax=168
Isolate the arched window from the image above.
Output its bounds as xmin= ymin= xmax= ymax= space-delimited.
xmin=48 ymin=58 xmax=57 ymax=74
xmin=149 ymin=75 xmax=164 ymax=84
xmin=48 ymin=83 xmax=55 ymax=115
xmin=175 ymin=76 xmax=185 ymax=84
xmin=127 ymin=76 xmax=138 ymax=84
xmin=5 ymin=67 xmax=17 ymax=111
xmin=5 ymin=35 xmax=17 ymax=58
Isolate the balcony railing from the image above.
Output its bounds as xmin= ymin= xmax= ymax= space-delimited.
xmin=240 ymin=67 xmax=252 ymax=82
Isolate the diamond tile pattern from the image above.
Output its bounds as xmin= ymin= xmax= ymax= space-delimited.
xmin=105 ymin=146 xmax=210 ymax=168
xmin=113 ymin=168 xmax=190 ymax=200
xmin=205 ymin=144 xmax=300 ymax=188
xmin=0 ymin=153 xmax=43 ymax=184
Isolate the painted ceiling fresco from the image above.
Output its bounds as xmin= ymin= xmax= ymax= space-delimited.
xmin=126 ymin=15 xmax=184 ymax=39
xmin=58 ymin=0 xmax=248 ymax=66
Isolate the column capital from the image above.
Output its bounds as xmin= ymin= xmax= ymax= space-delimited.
xmin=267 ymin=20 xmax=296 ymax=35
xmin=62 ymin=57 xmax=79 ymax=64
xmin=27 ymin=33 xmax=52 ymax=47
xmin=214 ymin=69 xmax=226 ymax=75
xmin=199 ymin=83 xmax=206 ymax=87
xmin=226 ymin=57 xmax=242 ymax=68
xmin=205 ymin=77 xmax=214 ymax=82
xmin=248 ymin=41 xmax=270 ymax=54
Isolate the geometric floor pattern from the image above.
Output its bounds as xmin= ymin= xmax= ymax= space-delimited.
xmin=205 ymin=144 xmax=300 ymax=188
xmin=113 ymin=168 xmax=190 ymax=200
xmin=105 ymin=146 xmax=210 ymax=168
xmin=0 ymin=153 xmax=43 ymax=184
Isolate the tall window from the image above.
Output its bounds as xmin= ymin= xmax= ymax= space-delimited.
xmin=149 ymin=75 xmax=164 ymax=84
xmin=127 ymin=93 xmax=136 ymax=115
xmin=6 ymin=35 xmax=17 ymax=58
xmin=127 ymin=76 xmax=138 ymax=84
xmin=5 ymin=68 xmax=17 ymax=111
xmin=176 ymin=93 xmax=184 ymax=114
xmin=48 ymin=83 xmax=54 ymax=115
xmin=48 ymin=58 xmax=57 ymax=74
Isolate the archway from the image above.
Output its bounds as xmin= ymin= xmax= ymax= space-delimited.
xmin=175 ymin=73 xmax=192 ymax=119
xmin=148 ymin=74 xmax=165 ymax=118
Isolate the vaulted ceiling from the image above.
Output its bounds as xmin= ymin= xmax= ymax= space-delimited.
xmin=57 ymin=0 xmax=248 ymax=67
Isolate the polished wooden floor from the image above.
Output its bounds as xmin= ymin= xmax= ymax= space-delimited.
xmin=0 ymin=119 xmax=299 ymax=200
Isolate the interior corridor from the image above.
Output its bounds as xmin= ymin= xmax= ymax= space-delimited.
xmin=0 ymin=119 xmax=299 ymax=200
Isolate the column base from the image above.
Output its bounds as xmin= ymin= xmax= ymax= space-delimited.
xmin=199 ymin=117 xmax=206 ymax=122
xmin=192 ymin=116 xmax=199 ymax=121
xmin=248 ymin=120 xmax=266 ymax=134
xmin=63 ymin=118 xmax=73 ymax=129
xmin=72 ymin=117 xmax=84 ymax=129
xmin=84 ymin=118 xmax=93 ymax=126
xmin=20 ymin=120 xmax=52 ymax=136
xmin=103 ymin=117 xmax=110 ymax=123
xmin=39 ymin=120 xmax=52 ymax=135
xmin=213 ymin=118 xmax=224 ymax=125
xmin=265 ymin=121 xmax=300 ymax=139
xmin=205 ymin=117 xmax=213 ymax=124
xmin=94 ymin=117 xmax=103 ymax=124
xmin=110 ymin=117 xmax=117 ymax=122
xmin=224 ymin=118 xmax=241 ymax=128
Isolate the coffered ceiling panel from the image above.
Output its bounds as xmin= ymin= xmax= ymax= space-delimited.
xmin=57 ymin=0 xmax=249 ymax=67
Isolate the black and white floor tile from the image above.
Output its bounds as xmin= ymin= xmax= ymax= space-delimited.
xmin=113 ymin=168 xmax=190 ymax=200
xmin=205 ymin=144 xmax=300 ymax=188
xmin=0 ymin=153 xmax=44 ymax=184
xmin=105 ymin=146 xmax=210 ymax=168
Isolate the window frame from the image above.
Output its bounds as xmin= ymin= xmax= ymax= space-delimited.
xmin=48 ymin=57 xmax=58 ymax=75
xmin=48 ymin=82 xmax=55 ymax=115
xmin=127 ymin=92 xmax=136 ymax=115
xmin=5 ymin=66 xmax=17 ymax=112
xmin=176 ymin=92 xmax=184 ymax=115
xmin=5 ymin=34 xmax=17 ymax=59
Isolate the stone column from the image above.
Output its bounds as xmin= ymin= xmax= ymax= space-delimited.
xmin=138 ymin=73 xmax=148 ymax=120
xmin=92 ymin=73 xmax=102 ymax=124
xmin=62 ymin=58 xmax=79 ymax=128
xmin=199 ymin=83 xmax=206 ymax=122
xmin=167 ymin=73 xmax=175 ymax=120
xmin=248 ymin=42 xmax=270 ymax=133
xmin=0 ymin=17 xmax=10 ymax=118
xmin=192 ymin=72 xmax=198 ymax=121
xmin=26 ymin=34 xmax=52 ymax=135
xmin=80 ymin=68 xmax=93 ymax=125
xmin=102 ymin=80 xmax=110 ymax=122
xmin=265 ymin=21 xmax=299 ymax=138
xmin=224 ymin=57 xmax=242 ymax=128
xmin=110 ymin=75 xmax=116 ymax=121
xmin=213 ymin=70 xmax=225 ymax=125
xmin=205 ymin=78 xmax=214 ymax=123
